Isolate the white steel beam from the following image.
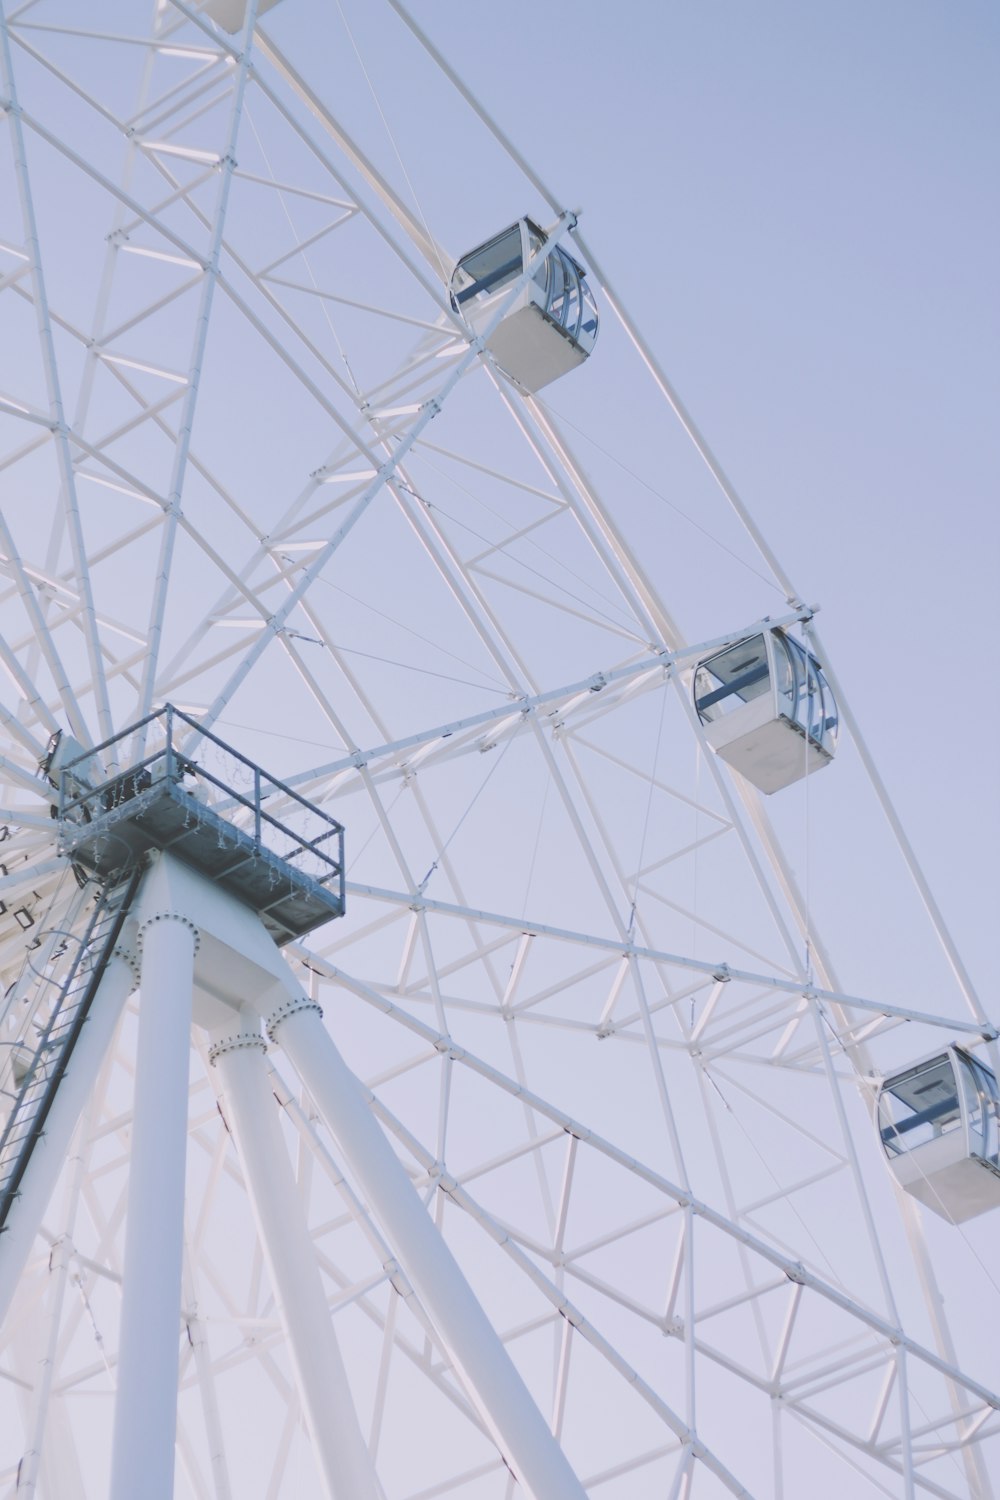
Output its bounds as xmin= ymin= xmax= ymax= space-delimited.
xmin=0 ymin=948 xmax=136 ymax=1326
xmin=315 ymin=891 xmax=994 ymax=1040
xmin=266 ymin=995 xmax=589 ymax=1500
xmin=280 ymin=606 xmax=810 ymax=794
xmin=133 ymin=0 xmax=262 ymax=740
xmin=373 ymin=1099 xmax=754 ymax=1500
xmin=13 ymin=1075 xmax=105 ymax=1500
xmin=182 ymin=211 xmax=583 ymax=750
xmin=0 ymin=6 xmax=114 ymax=750
xmin=211 ymin=1027 xmax=379 ymax=1500
xmin=320 ymin=969 xmax=1000 ymax=1414
xmin=109 ymin=907 xmax=197 ymax=1500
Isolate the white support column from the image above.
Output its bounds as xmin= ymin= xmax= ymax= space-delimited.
xmin=209 ymin=1024 xmax=380 ymax=1500
xmin=109 ymin=910 xmax=197 ymax=1500
xmin=16 ymin=1079 xmax=106 ymax=1500
xmin=266 ymin=995 xmax=588 ymax=1500
xmin=182 ymin=1256 xmax=233 ymax=1500
xmin=0 ymin=947 xmax=137 ymax=1326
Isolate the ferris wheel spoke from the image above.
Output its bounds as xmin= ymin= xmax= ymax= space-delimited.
xmin=0 ymin=633 xmax=58 ymax=742
xmin=0 ymin=65 xmax=113 ymax=748
xmin=140 ymin=120 xmax=448 ymax=441
xmin=6 ymin=28 xmax=139 ymax=140
xmin=238 ymin=101 xmax=453 ymax=351
xmin=176 ymin=219 xmax=599 ymax=729
xmin=376 ymin=1093 xmax=698 ymax=1446
xmin=0 ymin=504 xmax=144 ymax=712
xmin=13 ymin=108 xmax=206 ymax=292
xmin=513 ymin=402 xmax=676 ymax=647
xmin=0 ymin=6 xmax=993 ymax=1493
xmin=311 ymin=962 xmax=989 ymax=1496
xmin=0 ymin=702 xmax=46 ymax=763
xmin=130 ymin=18 xmax=260 ymax=740
xmin=265 ymin=273 xmax=449 ymax=338
xmin=67 ymin=433 xmax=168 ymax=511
xmin=305 ymin=897 xmax=983 ymax=1075
xmin=0 ymin=757 xmax=48 ymax=800
xmin=186 ymin=231 xmax=580 ymax=747
xmin=254 ymin=30 xmax=450 ymax=283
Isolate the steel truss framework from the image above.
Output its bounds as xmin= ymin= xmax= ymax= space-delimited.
xmin=0 ymin=2 xmax=995 ymax=1497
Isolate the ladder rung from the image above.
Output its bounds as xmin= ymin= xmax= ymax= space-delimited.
xmin=0 ymin=868 xmax=140 ymax=1234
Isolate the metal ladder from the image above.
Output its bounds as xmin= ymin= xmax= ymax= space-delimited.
xmin=0 ymin=867 xmax=141 ymax=1234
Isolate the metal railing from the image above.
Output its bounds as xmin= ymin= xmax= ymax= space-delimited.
xmin=58 ymin=705 xmax=344 ymax=902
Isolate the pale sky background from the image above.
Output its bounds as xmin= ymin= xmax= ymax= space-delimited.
xmin=0 ymin=2 xmax=997 ymax=1493
xmin=261 ymin=0 xmax=1000 ymax=977
xmin=392 ymin=0 xmax=1000 ymax=984
xmin=268 ymin=0 xmax=1000 ymax=1465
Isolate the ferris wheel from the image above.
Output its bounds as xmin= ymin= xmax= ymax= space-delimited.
xmin=0 ymin=3 xmax=996 ymax=1498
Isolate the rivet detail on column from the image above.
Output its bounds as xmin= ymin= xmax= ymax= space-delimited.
xmin=111 ymin=944 xmax=142 ymax=988
xmin=265 ymin=995 xmax=322 ymax=1043
xmin=208 ymin=1030 xmax=267 ymax=1066
xmin=136 ymin=911 xmax=201 ymax=953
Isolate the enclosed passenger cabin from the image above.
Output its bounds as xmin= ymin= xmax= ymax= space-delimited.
xmin=451 ymin=219 xmax=598 ymax=393
xmin=693 ymin=629 xmax=837 ymax=794
xmin=877 ymin=1047 xmax=1000 ymax=1223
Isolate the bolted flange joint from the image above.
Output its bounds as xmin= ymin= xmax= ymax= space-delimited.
xmin=111 ymin=943 xmax=142 ymax=989
xmin=208 ymin=1029 xmax=267 ymax=1066
xmin=137 ymin=910 xmax=201 ymax=953
xmin=265 ymin=994 xmax=322 ymax=1044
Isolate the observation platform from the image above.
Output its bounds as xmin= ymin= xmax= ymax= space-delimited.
xmin=51 ymin=707 xmax=344 ymax=945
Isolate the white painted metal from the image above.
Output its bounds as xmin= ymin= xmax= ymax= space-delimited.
xmin=693 ymin=630 xmax=836 ymax=794
xmin=181 ymin=206 xmax=582 ymax=749
xmin=133 ymin=0 xmax=263 ymax=747
xmin=109 ymin=903 xmax=196 ymax=1500
xmin=0 ymin=3 xmax=994 ymax=1496
xmin=269 ymin=995 xmax=590 ymax=1500
xmin=0 ymin=946 xmax=137 ymax=1325
xmin=0 ymin=7 xmax=113 ymax=751
xmin=451 ymin=220 xmax=598 ymax=393
xmin=203 ymin=0 xmax=285 ymax=34
xmin=878 ymin=1048 xmax=1000 ymax=1223
xmin=14 ymin=1079 xmax=107 ymax=1500
xmin=211 ymin=1025 xmax=380 ymax=1500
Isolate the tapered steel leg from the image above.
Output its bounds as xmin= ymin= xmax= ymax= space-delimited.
xmin=109 ymin=911 xmax=196 ymax=1500
xmin=212 ymin=1027 xmax=381 ymax=1500
xmin=268 ymin=996 xmax=588 ymax=1500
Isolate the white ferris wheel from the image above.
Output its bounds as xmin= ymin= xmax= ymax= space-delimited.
xmin=0 ymin=3 xmax=996 ymax=1498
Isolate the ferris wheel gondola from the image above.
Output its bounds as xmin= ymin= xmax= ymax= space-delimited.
xmin=693 ymin=627 xmax=838 ymax=792
xmin=878 ymin=1046 xmax=1000 ymax=1223
xmin=0 ymin=4 xmax=994 ymax=1497
xmin=451 ymin=218 xmax=599 ymax=392
xmin=202 ymin=0 xmax=285 ymax=32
